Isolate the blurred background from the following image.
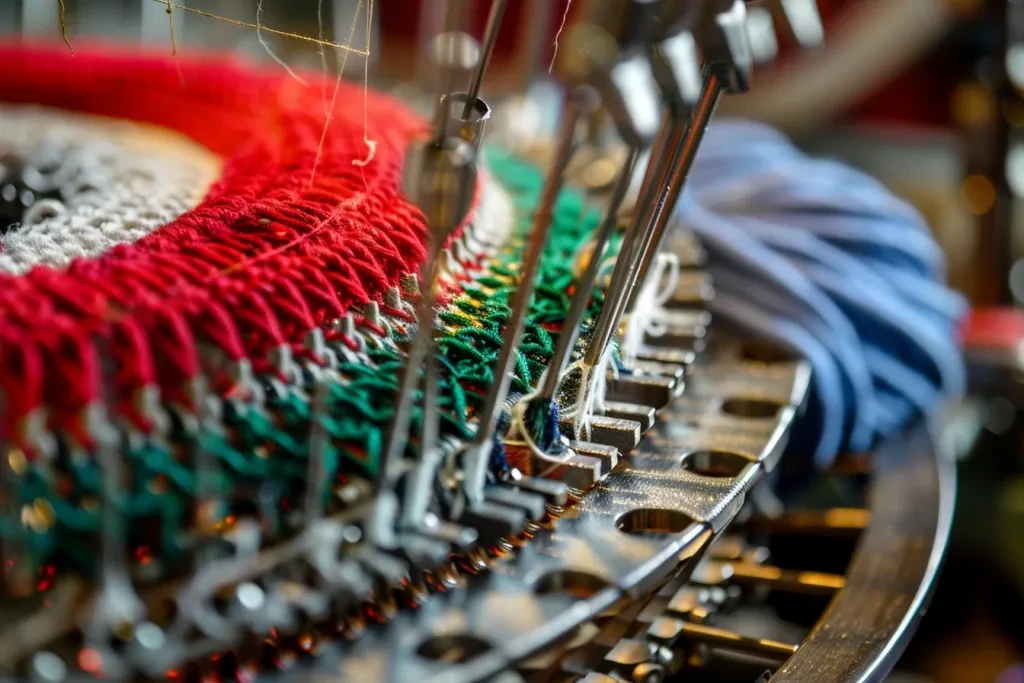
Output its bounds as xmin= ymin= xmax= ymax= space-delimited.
xmin=0 ymin=0 xmax=1005 ymax=303
xmin=3 ymin=1 xmax=1024 ymax=680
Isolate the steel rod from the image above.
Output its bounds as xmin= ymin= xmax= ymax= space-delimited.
xmin=582 ymin=113 xmax=687 ymax=368
xmin=623 ymin=72 xmax=723 ymax=316
xmin=538 ymin=146 xmax=640 ymax=402
xmin=463 ymin=0 xmax=508 ymax=119
xmin=471 ymin=93 xmax=589 ymax=450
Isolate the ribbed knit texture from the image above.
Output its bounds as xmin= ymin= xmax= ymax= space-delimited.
xmin=0 ymin=44 xmax=470 ymax=445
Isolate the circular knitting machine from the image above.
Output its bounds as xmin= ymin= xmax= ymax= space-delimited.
xmin=0 ymin=2 xmax=956 ymax=682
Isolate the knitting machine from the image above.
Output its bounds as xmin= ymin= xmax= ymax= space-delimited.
xmin=0 ymin=1 xmax=957 ymax=682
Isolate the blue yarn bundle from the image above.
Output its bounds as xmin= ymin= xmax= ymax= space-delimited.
xmin=678 ymin=119 xmax=967 ymax=467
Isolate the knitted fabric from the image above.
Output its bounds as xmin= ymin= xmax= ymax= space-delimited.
xmin=0 ymin=44 xmax=471 ymax=576
xmin=0 ymin=45 xmax=609 ymax=581
xmin=438 ymin=148 xmax=602 ymax=405
xmin=1 ymin=148 xmax=597 ymax=577
xmin=0 ymin=105 xmax=220 ymax=273
xmin=0 ymin=44 xmax=455 ymax=446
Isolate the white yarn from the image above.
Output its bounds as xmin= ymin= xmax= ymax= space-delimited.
xmin=619 ymin=250 xmax=680 ymax=367
xmin=0 ymin=105 xmax=220 ymax=274
xmin=461 ymin=161 xmax=517 ymax=260
xmin=556 ymin=344 xmax=616 ymax=441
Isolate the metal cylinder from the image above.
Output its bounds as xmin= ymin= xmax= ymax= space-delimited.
xmin=436 ymin=93 xmax=492 ymax=152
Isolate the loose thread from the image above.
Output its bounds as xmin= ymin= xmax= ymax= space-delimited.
xmin=164 ymin=0 xmax=178 ymax=57
xmin=352 ymin=0 xmax=377 ymax=169
xmin=619 ymin=251 xmax=679 ymax=367
xmin=317 ymin=0 xmax=329 ymax=116
xmin=256 ymin=0 xmax=307 ymax=85
xmin=549 ymin=0 xmax=572 ymax=73
xmin=310 ymin=0 xmax=365 ymax=186
xmin=149 ymin=0 xmax=369 ymax=56
xmin=57 ymin=0 xmax=73 ymax=55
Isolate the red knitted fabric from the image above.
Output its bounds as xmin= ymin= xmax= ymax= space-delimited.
xmin=0 ymin=43 xmax=479 ymax=452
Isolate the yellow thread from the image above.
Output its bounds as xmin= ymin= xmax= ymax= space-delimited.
xmin=7 ymin=449 xmax=27 ymax=477
xmin=549 ymin=0 xmax=572 ymax=73
xmin=22 ymin=499 xmax=56 ymax=534
xmin=57 ymin=0 xmax=73 ymax=54
xmin=164 ymin=0 xmax=178 ymax=56
xmin=149 ymin=0 xmax=370 ymax=56
xmin=256 ymin=0 xmax=308 ymax=85
xmin=309 ymin=0 xmax=366 ymax=186
xmin=352 ymin=0 xmax=378 ymax=168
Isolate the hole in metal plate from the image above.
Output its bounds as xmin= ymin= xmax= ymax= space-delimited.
xmin=616 ymin=508 xmax=693 ymax=537
xmin=416 ymin=634 xmax=491 ymax=663
xmin=534 ymin=569 xmax=611 ymax=599
xmin=721 ymin=398 xmax=783 ymax=419
xmin=680 ymin=450 xmax=750 ymax=478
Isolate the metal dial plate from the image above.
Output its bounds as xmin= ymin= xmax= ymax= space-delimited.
xmin=282 ymin=340 xmax=811 ymax=683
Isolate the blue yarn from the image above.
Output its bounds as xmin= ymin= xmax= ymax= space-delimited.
xmin=680 ymin=119 xmax=966 ymax=466
xmin=712 ymin=292 xmax=847 ymax=464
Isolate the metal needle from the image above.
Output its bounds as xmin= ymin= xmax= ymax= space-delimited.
xmin=584 ymin=0 xmax=747 ymax=359
xmin=378 ymin=30 xmax=482 ymax=491
xmin=461 ymin=88 xmax=596 ymax=502
xmin=462 ymin=0 xmax=508 ymax=119
xmin=378 ymin=144 xmax=475 ymax=490
xmin=190 ymin=375 xmax=221 ymax=567
xmin=303 ymin=376 xmax=330 ymax=524
xmin=87 ymin=342 xmax=144 ymax=647
xmin=537 ymin=145 xmax=640 ymax=402
xmin=582 ymin=112 xmax=688 ymax=370
xmin=622 ymin=71 xmax=723 ymax=316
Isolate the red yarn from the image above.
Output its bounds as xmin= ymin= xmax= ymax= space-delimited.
xmin=0 ymin=43 xmax=485 ymax=451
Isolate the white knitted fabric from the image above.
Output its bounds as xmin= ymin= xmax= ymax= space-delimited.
xmin=0 ymin=105 xmax=221 ymax=274
xmin=464 ymin=164 xmax=516 ymax=258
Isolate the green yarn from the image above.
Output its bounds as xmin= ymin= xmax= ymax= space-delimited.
xmin=432 ymin=147 xmax=603 ymax=403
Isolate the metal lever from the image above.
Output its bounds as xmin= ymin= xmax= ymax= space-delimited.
xmin=459 ymin=87 xmax=599 ymax=510
xmin=745 ymin=5 xmax=780 ymax=65
xmin=580 ymin=112 xmax=687 ymax=371
xmin=620 ymin=0 xmax=751 ymax=317
xmin=701 ymin=0 xmax=753 ymax=93
xmin=570 ymin=0 xmax=749 ymax=432
xmin=650 ymin=0 xmax=704 ymax=110
xmin=379 ymin=136 xmax=478 ymax=492
xmin=84 ymin=342 xmax=146 ymax=673
xmin=186 ymin=374 xmax=222 ymax=568
xmin=391 ymin=9 xmax=508 ymax=533
xmin=620 ymin=70 xmax=723 ymax=319
xmin=86 ymin=418 xmax=145 ymax=678
xmin=303 ymin=377 xmax=331 ymax=524
xmin=537 ymin=146 xmax=641 ymax=405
